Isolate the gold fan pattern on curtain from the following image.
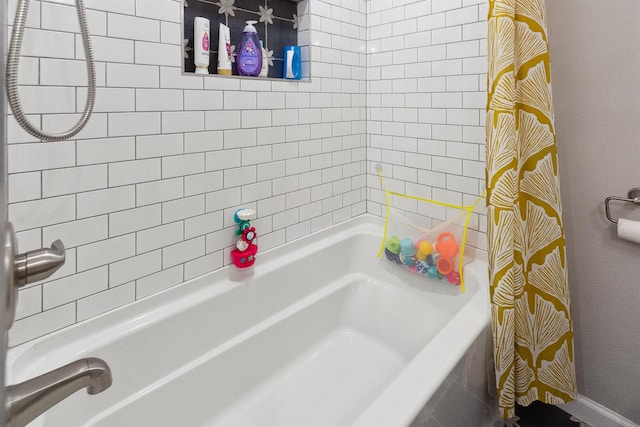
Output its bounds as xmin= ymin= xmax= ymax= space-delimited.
xmin=486 ymin=0 xmax=577 ymax=419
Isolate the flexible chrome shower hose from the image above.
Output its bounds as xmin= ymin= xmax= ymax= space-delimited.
xmin=6 ymin=0 xmax=96 ymax=142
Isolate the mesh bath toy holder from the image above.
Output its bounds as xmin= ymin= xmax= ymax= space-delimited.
xmin=376 ymin=166 xmax=484 ymax=293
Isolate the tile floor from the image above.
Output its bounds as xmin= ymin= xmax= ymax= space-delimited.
xmin=516 ymin=402 xmax=581 ymax=427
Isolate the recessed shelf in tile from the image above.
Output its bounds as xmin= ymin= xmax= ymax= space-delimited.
xmin=182 ymin=0 xmax=309 ymax=80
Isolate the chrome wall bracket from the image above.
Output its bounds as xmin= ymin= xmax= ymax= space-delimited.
xmin=604 ymin=187 xmax=640 ymax=224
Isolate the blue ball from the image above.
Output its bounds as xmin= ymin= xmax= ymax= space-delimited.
xmin=399 ymin=253 xmax=415 ymax=267
xmin=427 ymin=265 xmax=439 ymax=278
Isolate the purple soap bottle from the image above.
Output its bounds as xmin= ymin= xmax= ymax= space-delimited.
xmin=237 ymin=20 xmax=262 ymax=77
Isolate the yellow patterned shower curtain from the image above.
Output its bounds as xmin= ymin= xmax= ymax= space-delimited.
xmin=486 ymin=0 xmax=577 ymax=420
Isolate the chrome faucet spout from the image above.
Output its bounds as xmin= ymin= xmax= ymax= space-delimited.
xmin=5 ymin=357 xmax=113 ymax=427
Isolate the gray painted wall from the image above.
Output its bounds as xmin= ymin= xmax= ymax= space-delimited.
xmin=548 ymin=0 xmax=640 ymax=422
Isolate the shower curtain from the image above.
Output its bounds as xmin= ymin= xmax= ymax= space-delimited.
xmin=486 ymin=0 xmax=576 ymax=421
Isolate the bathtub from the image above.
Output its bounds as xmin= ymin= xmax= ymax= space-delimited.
xmin=7 ymin=215 xmax=499 ymax=427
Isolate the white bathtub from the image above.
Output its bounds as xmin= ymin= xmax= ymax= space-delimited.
xmin=7 ymin=215 xmax=499 ymax=427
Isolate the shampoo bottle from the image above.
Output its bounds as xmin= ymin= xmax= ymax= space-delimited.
xmin=193 ymin=17 xmax=210 ymax=75
xmin=217 ymin=23 xmax=232 ymax=75
xmin=237 ymin=20 xmax=262 ymax=76
xmin=283 ymin=45 xmax=301 ymax=80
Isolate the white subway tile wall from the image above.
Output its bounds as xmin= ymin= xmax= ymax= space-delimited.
xmin=8 ymin=0 xmax=368 ymax=346
xmin=8 ymin=0 xmax=489 ymax=346
xmin=366 ymin=0 xmax=488 ymax=252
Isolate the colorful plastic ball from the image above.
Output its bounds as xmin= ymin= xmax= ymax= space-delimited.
xmin=399 ymin=253 xmax=415 ymax=267
xmin=415 ymin=240 xmax=433 ymax=261
xmin=385 ymin=247 xmax=399 ymax=261
xmin=426 ymin=265 xmax=439 ymax=278
xmin=446 ymin=271 xmax=461 ymax=285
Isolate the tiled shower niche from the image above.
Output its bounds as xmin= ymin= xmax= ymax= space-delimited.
xmin=183 ymin=0 xmax=309 ymax=79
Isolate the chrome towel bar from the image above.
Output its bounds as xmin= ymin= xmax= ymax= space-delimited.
xmin=605 ymin=187 xmax=640 ymax=223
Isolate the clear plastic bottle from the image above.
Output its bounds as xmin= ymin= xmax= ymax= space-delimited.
xmin=259 ymin=40 xmax=269 ymax=77
xmin=237 ymin=20 xmax=262 ymax=77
